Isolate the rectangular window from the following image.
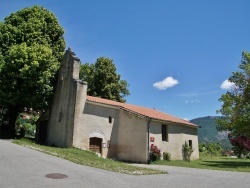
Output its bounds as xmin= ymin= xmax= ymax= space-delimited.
xmin=189 ymin=140 xmax=192 ymax=148
xmin=162 ymin=124 xmax=168 ymax=142
xmin=109 ymin=116 xmax=112 ymax=123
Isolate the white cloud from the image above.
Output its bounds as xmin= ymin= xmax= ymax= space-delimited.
xmin=185 ymin=99 xmax=200 ymax=104
xmin=220 ymin=80 xmax=236 ymax=90
xmin=153 ymin=77 xmax=179 ymax=90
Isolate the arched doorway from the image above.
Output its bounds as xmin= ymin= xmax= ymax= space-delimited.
xmin=89 ymin=137 xmax=102 ymax=155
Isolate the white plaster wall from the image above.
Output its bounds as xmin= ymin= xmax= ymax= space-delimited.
xmin=117 ymin=111 xmax=148 ymax=163
xmin=150 ymin=121 xmax=199 ymax=160
xmin=72 ymin=103 xmax=119 ymax=158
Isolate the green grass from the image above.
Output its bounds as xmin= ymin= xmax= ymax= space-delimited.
xmin=11 ymin=139 xmax=250 ymax=173
xmin=12 ymin=138 xmax=164 ymax=175
xmin=154 ymin=155 xmax=250 ymax=173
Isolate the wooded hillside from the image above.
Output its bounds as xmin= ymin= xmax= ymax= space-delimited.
xmin=190 ymin=116 xmax=231 ymax=149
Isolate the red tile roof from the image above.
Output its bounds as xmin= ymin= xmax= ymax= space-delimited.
xmin=86 ymin=96 xmax=197 ymax=127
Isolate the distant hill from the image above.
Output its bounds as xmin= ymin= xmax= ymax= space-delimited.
xmin=190 ymin=116 xmax=231 ymax=149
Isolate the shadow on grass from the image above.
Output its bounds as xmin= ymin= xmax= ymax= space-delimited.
xmin=202 ymin=160 xmax=250 ymax=169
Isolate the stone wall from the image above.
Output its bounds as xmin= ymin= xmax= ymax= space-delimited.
xmin=46 ymin=48 xmax=87 ymax=147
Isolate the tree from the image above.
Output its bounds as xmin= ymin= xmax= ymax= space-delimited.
xmin=217 ymin=52 xmax=250 ymax=137
xmin=228 ymin=133 xmax=250 ymax=158
xmin=80 ymin=63 xmax=95 ymax=95
xmin=80 ymin=57 xmax=130 ymax=102
xmin=0 ymin=6 xmax=65 ymax=137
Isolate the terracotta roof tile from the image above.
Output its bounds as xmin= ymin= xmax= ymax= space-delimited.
xmin=86 ymin=96 xmax=197 ymax=127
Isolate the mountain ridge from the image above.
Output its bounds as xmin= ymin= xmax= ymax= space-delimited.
xmin=190 ymin=116 xmax=231 ymax=149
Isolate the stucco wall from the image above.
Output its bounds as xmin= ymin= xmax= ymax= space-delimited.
xmin=117 ymin=110 xmax=148 ymax=163
xmin=72 ymin=80 xmax=87 ymax=149
xmin=150 ymin=121 xmax=199 ymax=160
xmin=46 ymin=49 xmax=80 ymax=147
xmin=73 ymin=102 xmax=120 ymax=158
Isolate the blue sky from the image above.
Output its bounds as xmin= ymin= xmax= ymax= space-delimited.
xmin=1 ymin=0 xmax=250 ymax=120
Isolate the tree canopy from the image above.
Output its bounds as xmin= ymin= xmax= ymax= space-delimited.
xmin=0 ymin=6 xmax=65 ymax=137
xmin=217 ymin=52 xmax=250 ymax=137
xmin=80 ymin=57 xmax=130 ymax=102
xmin=228 ymin=133 xmax=250 ymax=158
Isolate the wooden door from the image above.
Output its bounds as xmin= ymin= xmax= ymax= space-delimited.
xmin=89 ymin=137 xmax=102 ymax=154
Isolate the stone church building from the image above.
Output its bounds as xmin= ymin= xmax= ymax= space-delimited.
xmin=36 ymin=48 xmax=199 ymax=163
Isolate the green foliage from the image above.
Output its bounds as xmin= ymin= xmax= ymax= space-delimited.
xmin=217 ymin=52 xmax=250 ymax=137
xmin=199 ymin=142 xmax=223 ymax=157
xmin=0 ymin=6 xmax=65 ymax=61
xmin=0 ymin=6 xmax=65 ymax=137
xmin=182 ymin=141 xmax=194 ymax=161
xmin=15 ymin=114 xmax=38 ymax=138
xmin=163 ymin=151 xmax=171 ymax=161
xmin=0 ymin=43 xmax=59 ymax=109
xmin=80 ymin=57 xmax=130 ymax=102
xmin=0 ymin=6 xmax=65 ymax=109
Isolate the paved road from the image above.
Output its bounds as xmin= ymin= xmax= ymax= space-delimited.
xmin=0 ymin=139 xmax=250 ymax=188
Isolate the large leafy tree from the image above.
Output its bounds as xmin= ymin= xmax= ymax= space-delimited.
xmin=80 ymin=57 xmax=130 ymax=102
xmin=0 ymin=6 xmax=65 ymax=137
xmin=217 ymin=52 xmax=250 ymax=137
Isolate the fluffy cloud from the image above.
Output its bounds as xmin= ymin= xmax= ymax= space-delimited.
xmin=153 ymin=77 xmax=179 ymax=90
xmin=220 ymin=80 xmax=236 ymax=90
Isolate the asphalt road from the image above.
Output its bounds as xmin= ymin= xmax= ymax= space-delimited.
xmin=0 ymin=139 xmax=250 ymax=188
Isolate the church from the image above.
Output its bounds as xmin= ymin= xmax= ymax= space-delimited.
xmin=36 ymin=48 xmax=199 ymax=163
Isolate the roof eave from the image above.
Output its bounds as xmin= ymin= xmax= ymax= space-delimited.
xmin=87 ymin=98 xmax=198 ymax=128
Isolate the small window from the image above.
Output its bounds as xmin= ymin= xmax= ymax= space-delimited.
xmin=162 ymin=124 xmax=168 ymax=142
xmin=109 ymin=116 xmax=112 ymax=123
xmin=67 ymin=66 xmax=70 ymax=77
xmin=189 ymin=140 xmax=192 ymax=148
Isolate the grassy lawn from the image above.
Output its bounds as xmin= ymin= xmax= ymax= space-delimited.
xmin=12 ymin=138 xmax=164 ymax=175
xmin=154 ymin=155 xmax=250 ymax=173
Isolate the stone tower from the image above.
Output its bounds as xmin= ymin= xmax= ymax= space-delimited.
xmin=46 ymin=47 xmax=87 ymax=147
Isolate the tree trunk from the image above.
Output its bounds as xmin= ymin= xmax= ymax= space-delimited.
xmin=238 ymin=148 xmax=243 ymax=158
xmin=7 ymin=105 xmax=20 ymax=138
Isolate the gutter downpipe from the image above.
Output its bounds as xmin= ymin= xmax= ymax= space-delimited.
xmin=147 ymin=118 xmax=151 ymax=164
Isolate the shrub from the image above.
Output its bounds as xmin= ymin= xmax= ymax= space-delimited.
xmin=15 ymin=114 xmax=38 ymax=138
xmin=199 ymin=142 xmax=223 ymax=157
xmin=150 ymin=144 xmax=161 ymax=162
xmin=163 ymin=151 xmax=171 ymax=161
xmin=23 ymin=123 xmax=36 ymax=137
xmin=182 ymin=141 xmax=194 ymax=161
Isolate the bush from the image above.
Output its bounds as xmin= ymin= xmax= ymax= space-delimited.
xmin=182 ymin=141 xmax=194 ymax=161
xmin=23 ymin=123 xmax=36 ymax=137
xmin=199 ymin=142 xmax=224 ymax=157
xmin=15 ymin=114 xmax=38 ymax=138
xmin=163 ymin=152 xmax=171 ymax=161
xmin=150 ymin=144 xmax=161 ymax=162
